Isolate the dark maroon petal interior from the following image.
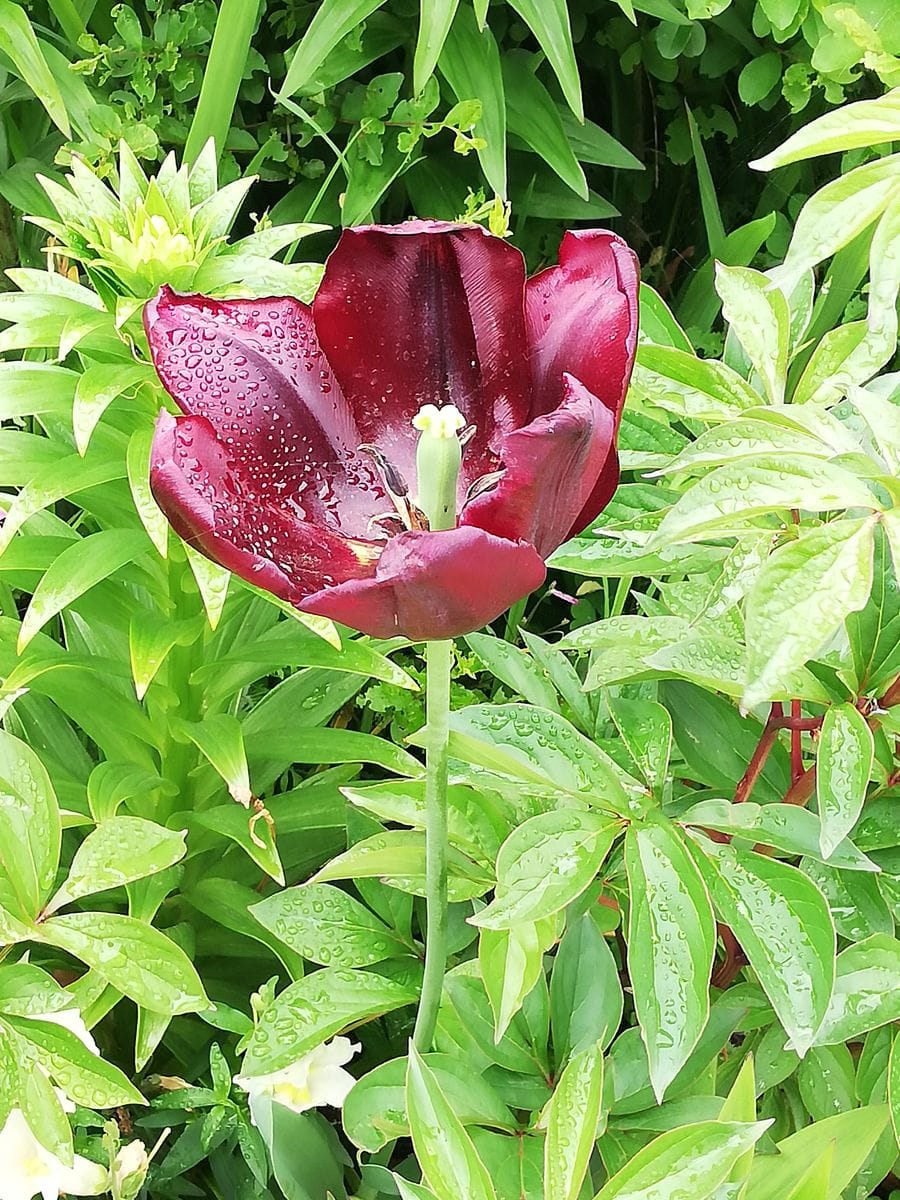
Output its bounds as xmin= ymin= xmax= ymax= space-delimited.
xmin=144 ymin=287 xmax=386 ymax=537
xmin=150 ymin=411 xmax=381 ymax=600
xmin=525 ymin=230 xmax=639 ymax=423
xmin=312 ymin=224 xmax=531 ymax=495
xmin=461 ymin=373 xmax=615 ymax=558
xmin=300 ymin=525 xmax=546 ymax=640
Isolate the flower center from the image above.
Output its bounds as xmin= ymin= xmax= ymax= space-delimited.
xmin=359 ymin=404 xmax=470 ymax=537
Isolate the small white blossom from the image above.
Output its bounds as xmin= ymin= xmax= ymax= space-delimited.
xmin=234 ymin=1037 xmax=361 ymax=1118
xmin=0 ymin=1107 xmax=107 ymax=1200
xmin=110 ymin=1140 xmax=149 ymax=1200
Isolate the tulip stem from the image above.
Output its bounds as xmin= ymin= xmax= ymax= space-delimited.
xmin=413 ymin=636 xmax=453 ymax=1051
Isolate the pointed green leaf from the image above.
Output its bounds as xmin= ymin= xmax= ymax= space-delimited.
xmin=692 ymin=840 xmax=834 ymax=1055
xmin=0 ymin=729 xmax=60 ymax=920
xmin=406 ymin=1044 xmax=497 ymax=1200
xmin=626 ymin=818 xmax=715 ymax=1101
xmin=816 ymin=703 xmax=874 ymax=859
xmin=716 ymin=265 xmax=790 ymax=405
xmin=506 ymin=0 xmax=582 ymax=120
xmin=545 ymin=1041 xmax=604 ymax=1200
xmin=594 ymin=1120 xmax=770 ymax=1200
xmin=744 ymin=517 xmax=877 ymax=708
xmin=471 ymin=810 xmax=620 ymax=929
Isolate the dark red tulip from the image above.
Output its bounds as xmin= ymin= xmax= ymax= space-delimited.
xmin=145 ymin=222 xmax=638 ymax=640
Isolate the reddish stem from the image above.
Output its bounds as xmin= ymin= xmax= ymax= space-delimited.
xmin=712 ymin=924 xmax=747 ymax=990
xmin=734 ymin=703 xmax=783 ymax=804
xmin=790 ymin=699 xmax=803 ymax=783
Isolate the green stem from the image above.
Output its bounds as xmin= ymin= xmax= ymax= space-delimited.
xmin=413 ymin=636 xmax=453 ymax=1051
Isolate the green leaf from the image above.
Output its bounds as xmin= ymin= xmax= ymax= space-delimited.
xmin=502 ymin=53 xmax=586 ymax=199
xmin=0 ymin=1 xmax=69 ymax=135
xmin=251 ymin=883 xmax=408 ymax=969
xmin=654 ymin=460 xmax=878 ymax=549
xmin=743 ymin=517 xmax=877 ymax=708
xmin=18 ymin=1048 xmax=73 ymax=1162
xmin=471 ymin=810 xmax=620 ymax=929
xmin=191 ymin=804 xmax=283 ymax=885
xmin=183 ymin=543 xmax=230 ymax=629
xmin=0 ymin=452 xmax=126 ymax=554
xmin=506 ymin=0 xmax=582 ymax=120
xmin=175 ymin=713 xmax=251 ymax=806
xmin=413 ymin=0 xmax=459 ymax=96
xmin=717 ymin=1055 xmax=757 ymax=1189
xmin=0 ymin=729 xmax=60 ymax=920
xmin=406 ymin=1044 xmax=497 ymax=1200
xmin=243 ymin=968 xmax=417 ymax=1075
xmin=440 ymin=3 xmax=506 ymax=196
xmin=738 ymin=53 xmax=781 ymax=105
xmin=126 ymin=427 xmax=168 ymax=558
xmin=185 ymin=0 xmax=259 ymax=161
xmin=72 ymin=364 xmax=151 ymax=455
xmin=545 ymin=1041 xmax=604 ymax=1200
xmin=691 ymin=840 xmax=834 ymax=1055
xmin=751 ymin=91 xmax=900 ymax=169
xmin=626 ymin=818 xmax=715 ymax=1101
xmin=632 ymin=346 xmax=759 ymax=422
xmin=607 ymin=697 xmax=672 ymax=799
xmin=466 ymin=632 xmax=559 ymax=711
xmin=816 ymin=934 xmax=900 ymax=1045
xmin=8 ymin=1014 xmax=144 ymax=1107
xmin=594 ymin=1120 xmax=769 ymax=1200
xmin=744 ymin=1105 xmax=889 ymax=1200
xmin=777 ymin=155 xmax=900 ymax=285
xmin=45 ymin=817 xmax=186 ymax=914
xmin=715 ymin=265 xmax=790 ymax=405
xmin=816 ymin=703 xmax=874 ymax=859
xmin=662 ymin=681 xmax=789 ymax=805
xmin=888 ymin=1031 xmax=900 ymax=1149
xmin=479 ymin=917 xmax=556 ymax=1041
xmin=18 ymin=529 xmax=149 ymax=651
xmin=551 ymin=913 xmax=622 ymax=1063
xmin=686 ymin=104 xmax=726 ymax=259
xmin=681 ymin=800 xmax=876 ymax=872
xmin=280 ymin=0 xmax=388 ymax=97
xmin=430 ymin=703 xmax=635 ymax=809
xmin=37 ymin=913 xmax=208 ymax=1016
xmin=310 ymin=831 xmax=491 ymax=901
xmin=344 ymin=1053 xmax=515 ymax=1152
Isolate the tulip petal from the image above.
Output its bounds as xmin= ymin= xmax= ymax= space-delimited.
xmin=462 ymin=373 xmax=616 ymax=557
xmin=300 ymin=525 xmax=546 ymax=640
xmin=313 ymin=223 xmax=531 ymax=491
xmin=150 ymin=411 xmax=380 ymax=602
xmin=526 ymin=229 xmax=639 ymax=421
xmin=144 ymin=287 xmax=384 ymax=535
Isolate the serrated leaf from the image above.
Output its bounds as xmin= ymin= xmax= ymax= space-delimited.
xmin=816 ymin=703 xmax=874 ymax=858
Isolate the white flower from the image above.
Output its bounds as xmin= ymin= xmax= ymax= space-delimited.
xmin=234 ymin=1037 xmax=361 ymax=1118
xmin=33 ymin=1008 xmax=99 ymax=1057
xmin=110 ymin=1140 xmax=149 ymax=1200
xmin=0 ymin=1108 xmax=107 ymax=1200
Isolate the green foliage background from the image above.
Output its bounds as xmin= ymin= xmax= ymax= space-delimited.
xmin=0 ymin=2 xmax=899 ymax=1200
